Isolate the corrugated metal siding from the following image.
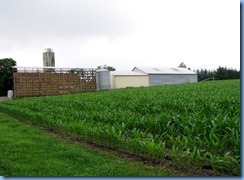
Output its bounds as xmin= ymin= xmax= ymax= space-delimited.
xmin=148 ymin=74 xmax=198 ymax=86
xmin=96 ymin=69 xmax=111 ymax=90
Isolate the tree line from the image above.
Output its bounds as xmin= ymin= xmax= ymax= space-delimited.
xmin=196 ymin=67 xmax=240 ymax=82
xmin=178 ymin=62 xmax=240 ymax=82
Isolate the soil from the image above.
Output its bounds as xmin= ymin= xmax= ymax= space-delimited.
xmin=45 ymin=128 xmax=223 ymax=176
xmin=0 ymin=97 xmax=11 ymax=102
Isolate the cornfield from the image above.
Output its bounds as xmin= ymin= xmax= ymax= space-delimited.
xmin=0 ymin=80 xmax=240 ymax=175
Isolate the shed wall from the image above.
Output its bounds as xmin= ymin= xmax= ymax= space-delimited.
xmin=148 ymin=74 xmax=198 ymax=86
xmin=111 ymin=75 xmax=149 ymax=89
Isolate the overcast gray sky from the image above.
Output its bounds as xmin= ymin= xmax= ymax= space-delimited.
xmin=0 ymin=0 xmax=240 ymax=71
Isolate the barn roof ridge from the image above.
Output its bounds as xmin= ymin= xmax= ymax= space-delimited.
xmin=133 ymin=66 xmax=197 ymax=75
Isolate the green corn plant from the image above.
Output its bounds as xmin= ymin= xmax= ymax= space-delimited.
xmin=0 ymin=80 xmax=240 ymax=175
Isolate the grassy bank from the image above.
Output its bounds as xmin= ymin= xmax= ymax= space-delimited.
xmin=0 ymin=112 xmax=174 ymax=176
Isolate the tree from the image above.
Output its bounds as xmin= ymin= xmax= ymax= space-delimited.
xmin=178 ymin=62 xmax=187 ymax=68
xmin=0 ymin=58 xmax=16 ymax=96
xmin=97 ymin=65 xmax=116 ymax=71
xmin=215 ymin=66 xmax=240 ymax=80
xmin=196 ymin=66 xmax=240 ymax=81
xmin=215 ymin=66 xmax=228 ymax=80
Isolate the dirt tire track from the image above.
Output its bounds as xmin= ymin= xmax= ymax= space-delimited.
xmin=46 ymin=128 xmax=221 ymax=176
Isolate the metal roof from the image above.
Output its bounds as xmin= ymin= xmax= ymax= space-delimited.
xmin=110 ymin=71 xmax=146 ymax=76
xmin=132 ymin=67 xmax=197 ymax=75
xmin=43 ymin=48 xmax=54 ymax=52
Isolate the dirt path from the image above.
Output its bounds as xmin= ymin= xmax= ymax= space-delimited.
xmin=46 ymin=128 xmax=220 ymax=176
xmin=0 ymin=97 xmax=11 ymax=102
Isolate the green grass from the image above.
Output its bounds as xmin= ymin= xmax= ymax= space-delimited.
xmin=0 ymin=112 xmax=174 ymax=176
xmin=0 ymin=80 xmax=240 ymax=175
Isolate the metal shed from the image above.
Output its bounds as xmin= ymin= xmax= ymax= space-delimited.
xmin=132 ymin=67 xmax=198 ymax=86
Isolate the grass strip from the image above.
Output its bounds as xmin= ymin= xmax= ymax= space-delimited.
xmin=0 ymin=112 xmax=174 ymax=176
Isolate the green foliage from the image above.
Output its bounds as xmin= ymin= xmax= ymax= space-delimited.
xmin=0 ymin=112 xmax=173 ymax=176
xmin=196 ymin=66 xmax=240 ymax=81
xmin=0 ymin=80 xmax=240 ymax=175
xmin=0 ymin=58 xmax=16 ymax=96
xmin=215 ymin=66 xmax=240 ymax=80
xmin=97 ymin=65 xmax=116 ymax=71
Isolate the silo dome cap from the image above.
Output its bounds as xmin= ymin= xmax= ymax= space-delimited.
xmin=43 ymin=48 xmax=54 ymax=52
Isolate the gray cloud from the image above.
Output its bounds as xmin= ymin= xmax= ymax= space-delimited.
xmin=0 ymin=0 xmax=134 ymax=45
xmin=0 ymin=0 xmax=239 ymax=71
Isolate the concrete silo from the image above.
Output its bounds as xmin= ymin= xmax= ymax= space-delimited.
xmin=43 ymin=48 xmax=55 ymax=71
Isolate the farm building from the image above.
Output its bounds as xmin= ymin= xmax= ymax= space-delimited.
xmin=110 ymin=67 xmax=197 ymax=89
xmin=110 ymin=71 xmax=148 ymax=89
xmin=133 ymin=67 xmax=198 ymax=86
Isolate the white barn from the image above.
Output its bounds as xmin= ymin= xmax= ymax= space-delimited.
xmin=132 ymin=67 xmax=198 ymax=86
xmin=109 ymin=67 xmax=197 ymax=89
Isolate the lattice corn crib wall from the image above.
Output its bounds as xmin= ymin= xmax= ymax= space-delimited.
xmin=13 ymin=72 xmax=96 ymax=97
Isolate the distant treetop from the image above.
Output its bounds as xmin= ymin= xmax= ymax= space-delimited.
xmin=178 ymin=62 xmax=187 ymax=68
xmin=0 ymin=58 xmax=17 ymax=96
xmin=97 ymin=65 xmax=116 ymax=71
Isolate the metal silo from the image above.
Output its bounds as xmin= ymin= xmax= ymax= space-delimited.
xmin=43 ymin=48 xmax=55 ymax=71
xmin=96 ymin=68 xmax=111 ymax=90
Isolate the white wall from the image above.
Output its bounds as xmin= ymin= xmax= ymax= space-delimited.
xmin=111 ymin=75 xmax=149 ymax=89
